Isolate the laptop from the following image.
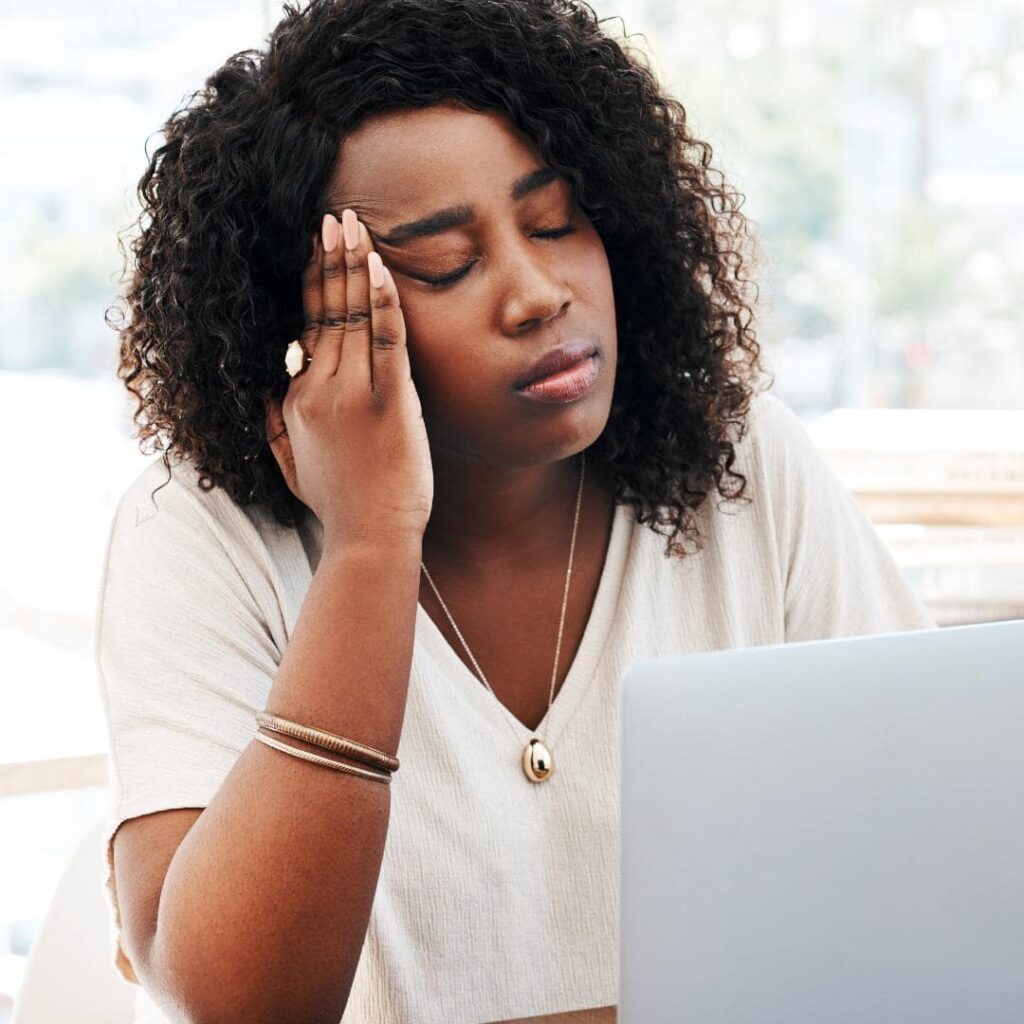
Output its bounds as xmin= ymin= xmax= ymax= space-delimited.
xmin=619 ymin=619 xmax=1024 ymax=1024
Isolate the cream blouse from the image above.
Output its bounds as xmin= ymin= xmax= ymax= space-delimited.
xmin=94 ymin=391 xmax=936 ymax=1023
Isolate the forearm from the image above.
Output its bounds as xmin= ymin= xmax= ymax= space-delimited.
xmin=144 ymin=537 xmax=422 ymax=1024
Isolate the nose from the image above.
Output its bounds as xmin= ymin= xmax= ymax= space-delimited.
xmin=499 ymin=244 xmax=573 ymax=335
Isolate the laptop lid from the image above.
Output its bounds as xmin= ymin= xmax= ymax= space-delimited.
xmin=619 ymin=619 xmax=1024 ymax=1024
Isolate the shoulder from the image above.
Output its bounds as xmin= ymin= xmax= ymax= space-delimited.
xmin=740 ymin=390 xmax=811 ymax=459
xmin=116 ymin=453 xmax=298 ymax=541
xmin=116 ymin=456 xmax=235 ymax=532
xmin=109 ymin=456 xmax=289 ymax=581
xmin=709 ymin=389 xmax=840 ymax=555
xmin=732 ymin=389 xmax=826 ymax=493
xmin=706 ymin=390 xmax=805 ymax=500
xmin=731 ymin=390 xmax=881 ymax=550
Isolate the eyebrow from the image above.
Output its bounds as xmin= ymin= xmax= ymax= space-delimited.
xmin=369 ymin=165 xmax=562 ymax=248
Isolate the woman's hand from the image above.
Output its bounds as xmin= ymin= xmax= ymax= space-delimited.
xmin=265 ymin=210 xmax=434 ymax=553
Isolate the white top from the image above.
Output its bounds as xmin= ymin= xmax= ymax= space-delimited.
xmin=94 ymin=392 xmax=936 ymax=1024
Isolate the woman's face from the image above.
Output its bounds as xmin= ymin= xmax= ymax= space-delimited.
xmin=325 ymin=100 xmax=618 ymax=470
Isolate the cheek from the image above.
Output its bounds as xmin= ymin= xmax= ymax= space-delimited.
xmin=401 ymin=306 xmax=488 ymax=407
xmin=578 ymin=237 xmax=614 ymax=299
xmin=564 ymin=225 xmax=614 ymax=309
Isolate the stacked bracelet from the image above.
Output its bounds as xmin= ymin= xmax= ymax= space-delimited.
xmin=255 ymin=709 xmax=400 ymax=776
xmin=254 ymin=731 xmax=392 ymax=783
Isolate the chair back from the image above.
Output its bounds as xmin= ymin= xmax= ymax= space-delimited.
xmin=12 ymin=816 xmax=137 ymax=1024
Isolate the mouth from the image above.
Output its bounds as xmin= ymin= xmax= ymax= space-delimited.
xmin=514 ymin=352 xmax=600 ymax=404
xmin=513 ymin=340 xmax=599 ymax=391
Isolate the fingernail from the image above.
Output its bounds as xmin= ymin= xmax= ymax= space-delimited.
xmin=368 ymin=251 xmax=384 ymax=288
xmin=322 ymin=214 xmax=339 ymax=253
xmin=342 ymin=208 xmax=360 ymax=250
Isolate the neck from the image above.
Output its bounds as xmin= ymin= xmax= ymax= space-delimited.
xmin=421 ymin=451 xmax=587 ymax=572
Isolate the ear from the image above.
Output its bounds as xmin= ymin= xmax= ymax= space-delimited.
xmin=264 ymin=394 xmax=297 ymax=497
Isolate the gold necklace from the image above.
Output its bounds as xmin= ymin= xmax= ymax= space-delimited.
xmin=420 ymin=450 xmax=586 ymax=783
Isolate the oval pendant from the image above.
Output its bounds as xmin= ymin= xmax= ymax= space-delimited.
xmin=523 ymin=737 xmax=554 ymax=783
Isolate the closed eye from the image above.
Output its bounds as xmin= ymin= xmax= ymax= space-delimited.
xmin=419 ymin=223 xmax=576 ymax=289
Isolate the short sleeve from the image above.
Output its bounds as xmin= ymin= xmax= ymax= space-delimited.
xmin=93 ymin=462 xmax=283 ymax=984
xmin=748 ymin=392 xmax=938 ymax=642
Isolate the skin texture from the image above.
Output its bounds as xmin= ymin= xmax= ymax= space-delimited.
xmin=329 ymin=101 xmax=617 ymax=548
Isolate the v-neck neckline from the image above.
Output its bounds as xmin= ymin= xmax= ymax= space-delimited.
xmin=415 ymin=499 xmax=633 ymax=746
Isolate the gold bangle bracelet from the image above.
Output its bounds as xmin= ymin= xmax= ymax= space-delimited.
xmin=255 ymin=710 xmax=400 ymax=774
xmin=254 ymin=731 xmax=392 ymax=784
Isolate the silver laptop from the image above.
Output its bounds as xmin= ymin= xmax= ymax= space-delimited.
xmin=619 ymin=619 xmax=1024 ymax=1024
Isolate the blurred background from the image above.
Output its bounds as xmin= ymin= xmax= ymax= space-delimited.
xmin=1 ymin=0 xmax=1022 ymax=1018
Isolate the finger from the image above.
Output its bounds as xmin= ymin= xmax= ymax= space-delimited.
xmin=337 ymin=208 xmax=373 ymax=390
xmin=264 ymin=394 xmax=297 ymax=494
xmin=317 ymin=212 xmax=347 ymax=377
xmin=366 ymin=253 xmax=410 ymax=400
xmin=284 ymin=235 xmax=320 ymax=383
xmin=299 ymin=232 xmax=324 ymax=358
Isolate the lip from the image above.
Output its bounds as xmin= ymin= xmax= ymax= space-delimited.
xmin=514 ymin=340 xmax=598 ymax=390
xmin=515 ymin=354 xmax=600 ymax=404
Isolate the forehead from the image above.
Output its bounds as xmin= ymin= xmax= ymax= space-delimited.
xmin=326 ymin=102 xmax=549 ymax=221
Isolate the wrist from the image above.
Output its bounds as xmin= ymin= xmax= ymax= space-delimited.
xmin=320 ymin=528 xmax=424 ymax=568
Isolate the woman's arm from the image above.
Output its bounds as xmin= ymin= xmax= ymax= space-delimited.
xmin=120 ymin=536 xmax=421 ymax=1024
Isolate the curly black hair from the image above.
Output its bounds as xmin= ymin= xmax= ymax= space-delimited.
xmin=109 ymin=0 xmax=771 ymax=559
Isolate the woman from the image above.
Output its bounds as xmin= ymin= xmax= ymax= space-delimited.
xmin=97 ymin=0 xmax=935 ymax=1021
